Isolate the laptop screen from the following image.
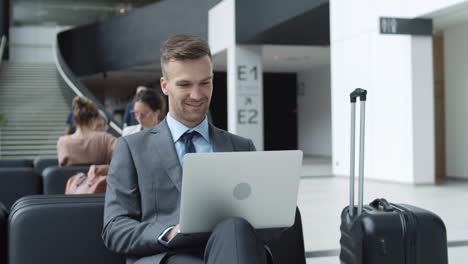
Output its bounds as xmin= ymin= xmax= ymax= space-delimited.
xmin=179 ymin=150 xmax=303 ymax=233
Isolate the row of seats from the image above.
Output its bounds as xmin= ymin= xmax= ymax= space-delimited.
xmin=0 ymin=157 xmax=58 ymax=174
xmin=0 ymin=195 xmax=306 ymax=264
xmin=0 ymin=158 xmax=89 ymax=208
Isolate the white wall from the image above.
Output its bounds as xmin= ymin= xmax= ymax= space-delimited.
xmin=208 ymin=0 xmax=235 ymax=55
xmin=209 ymin=0 xmax=238 ymax=134
xmin=444 ymin=22 xmax=468 ymax=179
xmin=297 ymin=67 xmax=332 ymax=157
xmin=411 ymin=37 xmax=435 ymax=183
xmin=330 ymin=0 xmax=438 ymax=183
xmin=209 ymin=0 xmax=264 ymax=149
xmin=9 ymin=26 xmax=69 ymax=63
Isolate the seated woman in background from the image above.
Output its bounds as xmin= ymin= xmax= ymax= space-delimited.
xmin=57 ymin=96 xmax=116 ymax=166
xmin=95 ymin=109 xmax=109 ymax=132
xmin=122 ymin=89 xmax=165 ymax=136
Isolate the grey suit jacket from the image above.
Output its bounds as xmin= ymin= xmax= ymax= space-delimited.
xmin=102 ymin=119 xmax=255 ymax=264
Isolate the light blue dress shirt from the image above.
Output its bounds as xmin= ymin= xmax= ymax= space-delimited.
xmin=166 ymin=112 xmax=213 ymax=166
xmin=158 ymin=113 xmax=214 ymax=245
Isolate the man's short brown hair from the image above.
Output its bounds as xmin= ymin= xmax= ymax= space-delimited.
xmin=160 ymin=34 xmax=212 ymax=77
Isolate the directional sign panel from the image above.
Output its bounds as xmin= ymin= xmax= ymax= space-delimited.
xmin=234 ymin=46 xmax=263 ymax=149
xmin=380 ymin=17 xmax=433 ymax=36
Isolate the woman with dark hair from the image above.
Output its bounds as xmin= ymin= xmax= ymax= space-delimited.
xmin=122 ymin=89 xmax=165 ymax=136
xmin=57 ymin=96 xmax=116 ymax=166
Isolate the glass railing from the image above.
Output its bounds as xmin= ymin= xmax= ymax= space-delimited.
xmin=52 ymin=39 xmax=122 ymax=136
xmin=0 ymin=35 xmax=6 ymax=67
xmin=0 ymin=35 xmax=6 ymax=156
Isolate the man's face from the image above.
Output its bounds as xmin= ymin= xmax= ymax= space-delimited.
xmin=160 ymin=55 xmax=213 ymax=128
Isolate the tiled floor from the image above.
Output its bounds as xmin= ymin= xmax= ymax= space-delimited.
xmin=299 ymin=156 xmax=468 ymax=263
xmin=305 ymin=247 xmax=468 ymax=264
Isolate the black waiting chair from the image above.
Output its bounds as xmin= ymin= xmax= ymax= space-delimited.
xmin=0 ymin=168 xmax=41 ymax=209
xmin=0 ymin=159 xmax=33 ymax=168
xmin=33 ymin=157 xmax=58 ymax=175
xmin=42 ymin=165 xmax=89 ymax=194
xmin=266 ymin=208 xmax=306 ymax=264
xmin=8 ymin=195 xmax=125 ymax=264
xmin=6 ymin=194 xmax=305 ymax=264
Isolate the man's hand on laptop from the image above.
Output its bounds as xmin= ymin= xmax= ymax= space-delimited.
xmin=164 ymin=224 xmax=180 ymax=241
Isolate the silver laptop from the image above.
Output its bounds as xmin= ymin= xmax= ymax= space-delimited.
xmin=167 ymin=150 xmax=303 ymax=248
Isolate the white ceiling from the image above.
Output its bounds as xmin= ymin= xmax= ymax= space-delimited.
xmin=425 ymin=1 xmax=468 ymax=31
xmin=96 ymin=45 xmax=332 ymax=79
xmin=212 ymin=45 xmax=330 ymax=73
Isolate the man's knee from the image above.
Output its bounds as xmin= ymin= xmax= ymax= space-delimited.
xmin=212 ymin=217 xmax=255 ymax=236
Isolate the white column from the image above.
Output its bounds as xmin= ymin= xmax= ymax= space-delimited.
xmin=209 ymin=0 xmax=264 ymax=150
xmin=228 ymin=46 xmax=264 ymax=150
xmin=330 ymin=1 xmax=435 ymax=184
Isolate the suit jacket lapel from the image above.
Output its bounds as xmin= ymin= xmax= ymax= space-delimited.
xmin=151 ymin=119 xmax=183 ymax=192
xmin=210 ymin=124 xmax=233 ymax=152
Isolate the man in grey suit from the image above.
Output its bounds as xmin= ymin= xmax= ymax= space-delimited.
xmin=102 ymin=35 xmax=268 ymax=264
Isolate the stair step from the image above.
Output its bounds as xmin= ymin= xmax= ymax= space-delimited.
xmin=0 ymin=71 xmax=56 ymax=73
xmin=0 ymin=101 xmax=66 ymax=104
xmin=0 ymin=87 xmax=61 ymax=90
xmin=0 ymin=79 xmax=59 ymax=81
xmin=0 ymin=98 xmax=66 ymax=101
xmin=1 ymin=126 xmax=66 ymax=131
xmin=0 ymin=93 xmax=64 ymax=96
xmin=0 ymin=145 xmax=57 ymax=150
xmin=1 ymin=69 xmax=56 ymax=72
xmin=1 ymin=107 xmax=70 ymax=111
xmin=0 ymin=104 xmax=67 ymax=107
xmin=0 ymin=130 xmax=63 ymax=136
xmin=1 ymin=140 xmax=59 ymax=145
xmin=0 ymin=108 xmax=68 ymax=110
xmin=0 ymin=155 xmax=56 ymax=160
xmin=4 ymin=121 xmax=64 ymax=126
xmin=0 ymin=63 xmax=81 ymax=159
xmin=0 ymin=150 xmax=57 ymax=156
xmin=0 ymin=135 xmax=62 ymax=140
xmin=0 ymin=86 xmax=62 ymax=89
xmin=2 ymin=122 xmax=65 ymax=126
xmin=1 ymin=118 xmax=68 ymax=122
xmin=1 ymin=111 xmax=69 ymax=115
xmin=0 ymin=85 xmax=59 ymax=88
xmin=3 ymin=114 xmax=68 ymax=118
xmin=1 ymin=109 xmax=69 ymax=113
xmin=4 ymin=117 xmax=69 ymax=121
xmin=3 ymin=66 xmax=55 ymax=69
xmin=2 ymin=114 xmax=66 ymax=118
xmin=0 ymin=77 xmax=57 ymax=80
xmin=0 ymin=87 xmax=61 ymax=91
xmin=0 ymin=89 xmax=62 ymax=92
xmin=0 ymin=144 xmax=57 ymax=150
xmin=2 ymin=118 xmax=65 ymax=123
xmin=0 ymin=103 xmax=68 ymax=106
xmin=0 ymin=90 xmax=63 ymax=93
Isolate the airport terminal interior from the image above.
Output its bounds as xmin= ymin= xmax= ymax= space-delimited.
xmin=1 ymin=0 xmax=468 ymax=263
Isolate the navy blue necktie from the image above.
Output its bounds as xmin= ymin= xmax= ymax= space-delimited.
xmin=181 ymin=131 xmax=199 ymax=155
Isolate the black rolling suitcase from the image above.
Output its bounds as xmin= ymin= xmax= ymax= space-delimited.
xmin=339 ymin=89 xmax=448 ymax=264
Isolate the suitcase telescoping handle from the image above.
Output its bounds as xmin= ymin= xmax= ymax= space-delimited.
xmin=349 ymin=88 xmax=367 ymax=217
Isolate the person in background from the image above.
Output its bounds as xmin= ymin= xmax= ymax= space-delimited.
xmin=94 ymin=110 xmax=110 ymax=132
xmin=65 ymin=111 xmax=76 ymax=135
xmin=122 ymin=89 xmax=165 ymax=136
xmin=57 ymin=96 xmax=116 ymax=166
xmin=123 ymin=86 xmax=148 ymax=128
xmin=66 ymin=106 xmax=108 ymax=134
